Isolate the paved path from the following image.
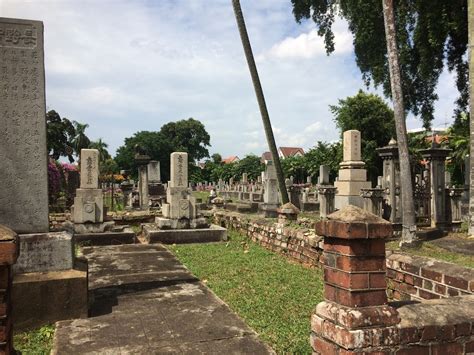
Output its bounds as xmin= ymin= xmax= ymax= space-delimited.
xmin=53 ymin=244 xmax=272 ymax=354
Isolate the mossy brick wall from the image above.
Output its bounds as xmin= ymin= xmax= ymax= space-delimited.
xmin=386 ymin=252 xmax=474 ymax=301
xmin=213 ymin=211 xmax=324 ymax=267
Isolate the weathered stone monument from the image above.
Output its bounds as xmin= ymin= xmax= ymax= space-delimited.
xmin=262 ymin=160 xmax=279 ymax=217
xmin=73 ymin=149 xmax=104 ymax=228
xmin=144 ymin=152 xmax=226 ymax=243
xmin=0 ymin=17 xmax=87 ymax=331
xmin=147 ymin=160 xmax=165 ymax=207
xmin=0 ymin=17 xmax=48 ymax=233
xmin=334 ymin=130 xmax=371 ymax=209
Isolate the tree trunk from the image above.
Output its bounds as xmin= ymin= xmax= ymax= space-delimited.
xmin=468 ymin=0 xmax=474 ymax=236
xmin=232 ymin=0 xmax=289 ymax=205
xmin=382 ymin=0 xmax=418 ymax=245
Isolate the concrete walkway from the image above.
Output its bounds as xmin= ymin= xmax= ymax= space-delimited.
xmin=52 ymin=244 xmax=272 ymax=354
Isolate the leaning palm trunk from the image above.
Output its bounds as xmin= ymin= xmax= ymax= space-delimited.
xmin=232 ymin=0 xmax=289 ymax=205
xmin=383 ymin=0 xmax=417 ymax=245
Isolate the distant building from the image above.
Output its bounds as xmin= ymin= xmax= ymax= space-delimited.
xmin=261 ymin=147 xmax=305 ymax=163
xmin=278 ymin=147 xmax=305 ymax=159
xmin=222 ymin=156 xmax=240 ymax=164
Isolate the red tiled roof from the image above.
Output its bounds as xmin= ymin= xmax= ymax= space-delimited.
xmin=279 ymin=147 xmax=304 ymax=158
xmin=261 ymin=151 xmax=272 ymax=162
xmin=223 ymin=156 xmax=239 ymax=164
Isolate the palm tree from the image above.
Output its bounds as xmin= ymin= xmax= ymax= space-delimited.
xmin=382 ymin=0 xmax=417 ymax=246
xmin=71 ymin=121 xmax=91 ymax=162
xmin=89 ymin=138 xmax=111 ymax=163
xmin=232 ymin=0 xmax=289 ymax=205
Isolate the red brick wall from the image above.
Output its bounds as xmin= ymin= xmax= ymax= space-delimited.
xmin=213 ymin=211 xmax=323 ymax=267
xmin=386 ymin=252 xmax=474 ymax=301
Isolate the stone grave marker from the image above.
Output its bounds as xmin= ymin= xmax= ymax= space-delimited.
xmin=0 ymin=17 xmax=48 ymax=233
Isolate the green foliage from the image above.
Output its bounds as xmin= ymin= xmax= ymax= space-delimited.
xmin=233 ymin=154 xmax=264 ymax=181
xmin=71 ymin=121 xmax=91 ymax=159
xmin=281 ymin=155 xmax=306 ymax=183
xmin=200 ymin=154 xmax=264 ymax=183
xmin=169 ymin=230 xmax=324 ymax=354
xmin=89 ymin=138 xmax=111 ymax=163
xmin=291 ymin=0 xmax=468 ymax=128
xmin=14 ymin=324 xmax=55 ymax=355
xmin=447 ymin=112 xmax=469 ymax=186
xmin=304 ymin=141 xmax=342 ymax=183
xmin=115 ymin=118 xmax=211 ymax=181
xmin=46 ymin=110 xmax=76 ymax=162
xmin=330 ymin=90 xmax=396 ymax=183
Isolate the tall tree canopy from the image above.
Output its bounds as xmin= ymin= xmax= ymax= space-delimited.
xmin=115 ymin=118 xmax=211 ymax=182
xmin=331 ymin=90 xmax=396 ymax=183
xmin=291 ymin=0 xmax=468 ymax=128
xmin=46 ymin=110 xmax=76 ymax=162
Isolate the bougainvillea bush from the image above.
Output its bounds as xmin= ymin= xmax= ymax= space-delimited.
xmin=48 ymin=160 xmax=62 ymax=204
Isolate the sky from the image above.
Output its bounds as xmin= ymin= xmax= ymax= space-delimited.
xmin=1 ymin=0 xmax=459 ymax=160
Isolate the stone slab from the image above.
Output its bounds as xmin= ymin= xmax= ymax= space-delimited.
xmin=52 ymin=244 xmax=272 ymax=354
xmin=170 ymin=152 xmax=188 ymax=188
xmin=13 ymin=269 xmax=88 ymax=330
xmin=143 ymin=224 xmax=227 ymax=244
xmin=338 ymin=168 xmax=368 ymax=181
xmin=13 ymin=232 xmax=74 ymax=274
xmin=0 ymin=17 xmax=48 ymax=234
xmin=147 ymin=160 xmax=161 ymax=182
xmin=74 ymin=232 xmax=137 ymax=246
xmin=343 ymin=130 xmax=361 ymax=162
xmin=80 ymin=149 xmax=99 ymax=189
xmin=335 ymin=195 xmax=365 ymax=209
xmin=73 ymin=188 xmax=104 ymax=223
xmin=334 ymin=180 xmax=372 ymax=195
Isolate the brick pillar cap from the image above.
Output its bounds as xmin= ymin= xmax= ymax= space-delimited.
xmin=277 ymin=202 xmax=300 ymax=215
xmin=316 ymin=205 xmax=391 ymax=239
xmin=0 ymin=224 xmax=17 ymax=242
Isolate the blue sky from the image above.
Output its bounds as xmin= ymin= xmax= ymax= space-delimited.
xmin=2 ymin=0 xmax=458 ymax=159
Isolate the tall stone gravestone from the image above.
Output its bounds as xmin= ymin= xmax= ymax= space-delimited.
xmin=262 ymin=160 xmax=279 ymax=217
xmin=73 ymin=149 xmax=104 ymax=227
xmin=159 ymin=152 xmax=205 ymax=229
xmin=147 ymin=160 xmax=165 ymax=206
xmin=0 ymin=18 xmax=48 ymax=233
xmin=334 ymin=130 xmax=371 ymax=209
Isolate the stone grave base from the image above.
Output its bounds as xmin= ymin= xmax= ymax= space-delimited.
xmin=74 ymin=231 xmax=137 ymax=246
xmin=143 ymin=224 xmax=227 ymax=244
xmin=155 ymin=217 xmax=209 ymax=230
xmin=301 ymin=201 xmax=319 ymax=212
xmin=335 ymin=194 xmax=364 ymax=210
xmin=13 ymin=232 xmax=74 ymax=274
xmin=259 ymin=203 xmax=278 ymax=218
xmin=13 ymin=269 xmax=88 ymax=330
xmin=72 ymin=221 xmax=115 ymax=234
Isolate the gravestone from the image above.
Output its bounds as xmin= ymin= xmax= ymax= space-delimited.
xmin=0 ymin=17 xmax=48 ymax=233
xmin=334 ymin=130 xmax=371 ymax=209
xmin=73 ymin=149 xmax=104 ymax=228
xmin=147 ymin=160 xmax=165 ymax=206
xmin=147 ymin=161 xmax=161 ymax=182
xmin=262 ymin=160 xmax=279 ymax=217
xmin=319 ymin=165 xmax=330 ymax=185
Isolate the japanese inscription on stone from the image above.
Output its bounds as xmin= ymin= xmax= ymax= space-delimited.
xmin=0 ymin=18 xmax=48 ymax=233
xmin=170 ymin=152 xmax=188 ymax=188
xmin=343 ymin=130 xmax=361 ymax=162
xmin=80 ymin=149 xmax=99 ymax=189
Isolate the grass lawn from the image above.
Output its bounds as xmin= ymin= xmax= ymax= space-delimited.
xmin=14 ymin=324 xmax=55 ymax=355
xmin=387 ymin=240 xmax=474 ymax=269
xmin=191 ymin=191 xmax=210 ymax=202
xmin=169 ymin=230 xmax=324 ymax=354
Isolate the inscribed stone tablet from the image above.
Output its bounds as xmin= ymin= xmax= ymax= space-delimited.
xmin=343 ymin=130 xmax=361 ymax=162
xmin=147 ymin=160 xmax=161 ymax=182
xmin=0 ymin=18 xmax=48 ymax=233
xmin=170 ymin=152 xmax=188 ymax=188
xmin=80 ymin=149 xmax=99 ymax=189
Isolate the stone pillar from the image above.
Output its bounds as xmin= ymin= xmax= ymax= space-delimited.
xmin=120 ymin=180 xmax=133 ymax=209
xmin=334 ymin=130 xmax=371 ymax=209
xmin=0 ymin=18 xmax=49 ymax=234
xmin=277 ymin=202 xmax=299 ymax=224
xmin=463 ymin=154 xmax=470 ymax=202
xmin=360 ymin=188 xmax=384 ymax=217
xmin=262 ymin=160 xmax=279 ymax=217
xmin=377 ymin=138 xmax=401 ymax=225
xmin=319 ymin=165 xmax=330 ymax=185
xmin=318 ymin=186 xmax=337 ymax=218
xmin=311 ymin=205 xmax=399 ymax=354
xmin=0 ymin=225 xmax=19 ymax=354
xmin=135 ymin=153 xmax=151 ymax=210
xmin=420 ymin=146 xmax=451 ymax=229
xmin=447 ymin=188 xmax=464 ymax=231
xmin=73 ymin=149 xmax=104 ymax=224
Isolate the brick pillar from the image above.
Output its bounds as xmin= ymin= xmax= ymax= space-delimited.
xmin=311 ymin=205 xmax=400 ymax=354
xmin=0 ymin=225 xmax=19 ymax=354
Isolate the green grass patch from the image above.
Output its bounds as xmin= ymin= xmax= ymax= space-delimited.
xmin=191 ymin=191 xmax=210 ymax=202
xmin=387 ymin=241 xmax=474 ymax=269
xmin=14 ymin=324 xmax=55 ymax=355
xmin=169 ymin=231 xmax=324 ymax=354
